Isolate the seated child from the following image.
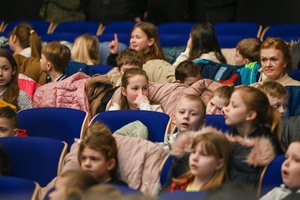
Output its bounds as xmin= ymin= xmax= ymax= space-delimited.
xmin=48 ymin=170 xmax=98 ymax=200
xmin=159 ymin=94 xmax=206 ymax=154
xmin=175 ymin=60 xmax=202 ymax=86
xmin=108 ymin=68 xmax=163 ymax=112
xmin=40 ymin=41 xmax=71 ymax=83
xmin=206 ymin=85 xmax=234 ymax=115
xmin=78 ymin=121 xmax=128 ymax=186
xmin=168 ymin=132 xmax=231 ymax=192
xmin=260 ymin=138 xmax=300 ymax=200
xmin=233 ymin=38 xmax=261 ymax=65
xmin=256 ymin=81 xmax=289 ymax=118
xmin=0 ymin=106 xmax=27 ymax=137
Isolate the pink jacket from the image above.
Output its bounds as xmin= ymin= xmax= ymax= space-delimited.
xmin=107 ymin=79 xmax=224 ymax=131
xmin=33 ymin=72 xmax=91 ymax=118
xmin=18 ymin=73 xmax=39 ymax=101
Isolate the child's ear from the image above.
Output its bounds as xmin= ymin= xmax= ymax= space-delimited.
xmin=12 ymin=35 xmax=17 ymax=43
xmin=215 ymin=158 xmax=224 ymax=171
xmin=12 ymin=66 xmax=17 ymax=76
xmin=175 ymin=80 xmax=182 ymax=83
xmin=12 ymin=128 xmax=19 ymax=137
xmin=245 ymin=59 xmax=251 ymax=64
xmin=148 ymin=38 xmax=155 ymax=47
xmin=106 ymin=158 xmax=116 ymax=171
xmin=200 ymin=118 xmax=206 ymax=128
xmin=121 ymin=87 xmax=126 ymax=96
xmin=246 ymin=110 xmax=257 ymax=121
xmin=47 ymin=61 xmax=53 ymax=71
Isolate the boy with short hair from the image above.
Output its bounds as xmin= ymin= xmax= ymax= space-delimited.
xmin=233 ymin=38 xmax=261 ymax=65
xmin=0 ymin=106 xmax=27 ymax=137
xmin=159 ymin=94 xmax=206 ymax=154
xmin=40 ymin=41 xmax=71 ymax=83
xmin=260 ymin=138 xmax=300 ymax=200
xmin=175 ymin=60 xmax=202 ymax=86
xmin=256 ymin=81 xmax=289 ymax=118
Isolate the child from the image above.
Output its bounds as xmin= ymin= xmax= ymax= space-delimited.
xmin=206 ymin=85 xmax=234 ymax=115
xmin=168 ymin=132 xmax=231 ymax=192
xmin=0 ymin=106 xmax=27 ymax=137
xmin=48 ymin=170 xmax=99 ymax=200
xmin=0 ymin=48 xmax=34 ymax=110
xmin=223 ymin=86 xmax=284 ymax=186
xmin=173 ymin=22 xmax=227 ymax=66
xmin=159 ymin=94 xmax=206 ymax=154
xmin=40 ymin=41 xmax=71 ymax=83
xmin=108 ymin=68 xmax=163 ymax=112
xmin=260 ymin=138 xmax=300 ymax=200
xmin=175 ymin=60 xmax=202 ymax=86
xmin=233 ymin=38 xmax=261 ymax=65
xmin=9 ymin=22 xmax=42 ymax=59
xmin=78 ymin=122 xmax=128 ymax=186
xmin=71 ymin=34 xmax=100 ymax=65
xmin=256 ymin=81 xmax=289 ymax=119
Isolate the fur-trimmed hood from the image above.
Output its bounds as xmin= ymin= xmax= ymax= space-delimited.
xmin=170 ymin=126 xmax=276 ymax=167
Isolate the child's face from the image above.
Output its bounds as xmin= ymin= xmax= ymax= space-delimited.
xmin=267 ymin=95 xmax=288 ymax=119
xmin=121 ymin=75 xmax=149 ymax=110
xmin=117 ymin=64 xmax=140 ymax=77
xmin=0 ymin=117 xmax=18 ymax=137
xmin=40 ymin=54 xmax=49 ymax=73
xmin=0 ymin=57 xmax=16 ymax=92
xmin=281 ymin=142 xmax=300 ymax=189
xmin=206 ymin=96 xmax=229 ymax=115
xmin=183 ymin=74 xmax=202 ymax=86
xmin=189 ymin=142 xmax=223 ymax=180
xmin=223 ymin=90 xmax=252 ymax=127
xmin=175 ymin=98 xmax=205 ymax=134
xmin=130 ymin=27 xmax=154 ymax=54
xmin=81 ymin=146 xmax=113 ymax=182
xmin=233 ymin=50 xmax=246 ymax=66
xmin=48 ymin=176 xmax=68 ymax=200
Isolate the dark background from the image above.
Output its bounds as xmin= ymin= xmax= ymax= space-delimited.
xmin=0 ymin=0 xmax=299 ymax=29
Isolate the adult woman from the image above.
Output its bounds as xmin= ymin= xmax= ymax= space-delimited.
xmin=173 ymin=22 xmax=227 ymax=66
xmin=259 ymin=37 xmax=300 ymax=86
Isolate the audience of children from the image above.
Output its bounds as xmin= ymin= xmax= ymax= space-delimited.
xmin=0 ymin=48 xmax=34 ymax=110
xmin=9 ymin=22 xmax=42 ymax=59
xmin=206 ymin=85 xmax=234 ymax=115
xmin=40 ymin=41 xmax=71 ymax=83
xmin=175 ymin=60 xmax=202 ymax=86
xmin=0 ymin=106 xmax=27 ymax=137
xmin=173 ymin=22 xmax=227 ymax=66
xmin=109 ymin=68 xmax=163 ymax=112
xmin=233 ymin=38 xmax=261 ymax=66
xmin=260 ymin=138 xmax=300 ymax=200
xmin=71 ymin=34 xmax=100 ymax=65
xmin=48 ymin=170 xmax=99 ymax=200
xmin=168 ymin=132 xmax=231 ymax=192
xmin=259 ymin=37 xmax=300 ymax=86
xmin=256 ymin=81 xmax=289 ymax=118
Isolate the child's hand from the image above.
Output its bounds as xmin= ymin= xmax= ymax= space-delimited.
xmin=133 ymin=93 xmax=149 ymax=106
xmin=187 ymin=37 xmax=192 ymax=49
xmin=109 ymin=33 xmax=119 ymax=54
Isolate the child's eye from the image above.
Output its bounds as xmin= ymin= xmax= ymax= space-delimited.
xmin=143 ymin=87 xmax=148 ymax=90
xmin=132 ymin=87 xmax=138 ymax=90
xmin=81 ymin=156 xmax=87 ymax=161
xmin=0 ymin=128 xmax=4 ymax=132
xmin=273 ymin=104 xmax=280 ymax=109
xmin=191 ymin=113 xmax=198 ymax=116
xmin=210 ymin=102 xmax=214 ymax=106
xmin=217 ymin=107 xmax=222 ymax=111
xmin=284 ymin=105 xmax=288 ymax=109
xmin=91 ymin=157 xmax=99 ymax=161
xmin=191 ymin=150 xmax=196 ymax=154
xmin=3 ymin=67 xmax=8 ymax=71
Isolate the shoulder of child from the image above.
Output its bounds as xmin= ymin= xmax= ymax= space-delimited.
xmin=260 ymin=184 xmax=293 ymax=200
xmin=109 ymin=102 xmax=120 ymax=111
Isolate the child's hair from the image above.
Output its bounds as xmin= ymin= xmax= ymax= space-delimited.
xmin=11 ymin=22 xmax=42 ymax=59
xmin=130 ymin=22 xmax=167 ymax=63
xmin=261 ymin=37 xmax=294 ymax=71
xmin=0 ymin=49 xmax=20 ymax=110
xmin=209 ymin=86 xmax=234 ymax=105
xmin=236 ymin=38 xmax=262 ymax=63
xmin=84 ymin=184 xmax=123 ymax=200
xmin=175 ymin=60 xmax=202 ymax=83
xmin=78 ymin=121 xmax=117 ymax=178
xmin=41 ymin=41 xmax=71 ymax=72
xmin=116 ymin=49 xmax=144 ymax=69
xmin=256 ymin=81 xmax=289 ymax=99
xmin=73 ymin=34 xmax=100 ymax=65
xmin=174 ymin=133 xmax=231 ymax=190
xmin=60 ymin=170 xmax=99 ymax=200
xmin=176 ymin=94 xmax=206 ymax=121
xmin=0 ymin=106 xmax=19 ymax=130
xmin=188 ymin=23 xmax=226 ymax=64
xmin=0 ymin=144 xmax=10 ymax=176
xmin=120 ymin=68 xmax=148 ymax=110
xmin=235 ymin=86 xmax=282 ymax=141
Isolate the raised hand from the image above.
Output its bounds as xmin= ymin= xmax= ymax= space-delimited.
xmin=108 ymin=33 xmax=119 ymax=54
